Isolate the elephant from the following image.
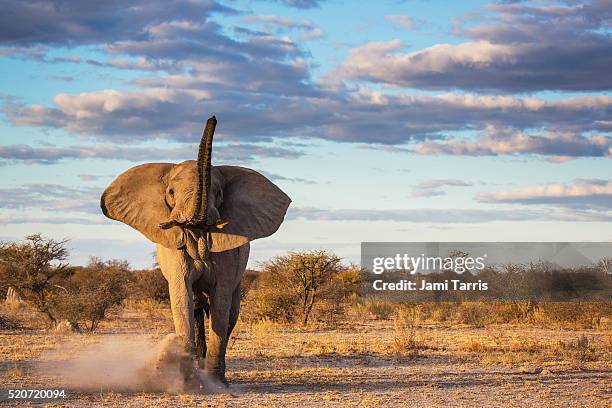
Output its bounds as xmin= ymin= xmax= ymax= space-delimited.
xmin=100 ymin=116 xmax=291 ymax=384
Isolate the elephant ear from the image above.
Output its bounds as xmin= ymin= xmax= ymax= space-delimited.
xmin=210 ymin=165 xmax=291 ymax=252
xmin=101 ymin=163 xmax=184 ymax=249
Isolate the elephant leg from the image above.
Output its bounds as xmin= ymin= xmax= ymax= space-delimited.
xmin=205 ymin=245 xmax=249 ymax=383
xmin=228 ymin=244 xmax=248 ymax=339
xmin=194 ymin=293 xmax=208 ymax=365
xmin=206 ymin=288 xmax=231 ymax=383
xmin=157 ymin=244 xmax=196 ymax=353
xmin=227 ymin=284 xmax=241 ymax=338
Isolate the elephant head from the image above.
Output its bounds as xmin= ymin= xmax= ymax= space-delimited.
xmin=100 ymin=116 xmax=291 ymax=260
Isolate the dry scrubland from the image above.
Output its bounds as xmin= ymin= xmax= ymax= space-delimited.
xmin=1 ymin=245 xmax=611 ymax=406
xmin=1 ymin=298 xmax=611 ymax=407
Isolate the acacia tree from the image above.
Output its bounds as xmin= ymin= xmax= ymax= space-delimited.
xmin=598 ymin=257 xmax=612 ymax=277
xmin=55 ymin=257 xmax=131 ymax=331
xmin=0 ymin=234 xmax=71 ymax=325
xmin=292 ymin=251 xmax=342 ymax=324
xmin=260 ymin=250 xmax=343 ymax=325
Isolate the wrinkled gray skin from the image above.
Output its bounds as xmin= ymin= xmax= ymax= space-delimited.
xmin=101 ymin=147 xmax=291 ymax=384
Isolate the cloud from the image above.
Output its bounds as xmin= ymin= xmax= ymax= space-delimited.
xmin=5 ymin=89 xmax=611 ymax=155
xmin=244 ymin=14 xmax=311 ymax=29
xmin=415 ymin=179 xmax=473 ymax=189
xmin=275 ymin=0 xmax=324 ymax=9
xmin=48 ymin=75 xmax=73 ymax=82
xmin=288 ymin=206 xmax=612 ymax=223
xmin=52 ymin=55 xmax=81 ymax=63
xmin=384 ymin=15 xmax=422 ymax=30
xmin=334 ymin=1 xmax=612 ymax=92
xmin=106 ymin=24 xmax=304 ymax=63
xmin=414 ymin=125 xmax=612 ymax=161
xmin=476 ymin=179 xmax=612 ymax=209
xmin=242 ymin=15 xmax=325 ymax=40
xmin=0 ymin=0 xmax=610 ymax=164
xmin=300 ymin=27 xmax=324 ymax=40
xmin=0 ymin=0 xmax=314 ymax=98
xmin=0 ymin=142 xmax=304 ymax=165
xmin=0 ymin=44 xmax=48 ymax=60
xmin=0 ymin=1 xmax=235 ymax=47
xmin=78 ymin=174 xmax=109 ymax=182
xmin=260 ymin=171 xmax=316 ymax=184
xmin=412 ymin=179 xmax=472 ymax=198
xmin=85 ymin=58 xmax=181 ymax=72
xmin=0 ymin=184 xmax=102 ymax=214
xmin=0 ymin=216 xmax=109 ymax=226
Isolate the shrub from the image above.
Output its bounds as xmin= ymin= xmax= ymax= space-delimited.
xmin=395 ymin=304 xmax=422 ymax=328
xmin=0 ymin=234 xmax=71 ymax=326
xmin=130 ymin=268 xmax=169 ymax=303
xmin=457 ymin=302 xmax=489 ymax=328
xmin=365 ymin=299 xmax=395 ymax=320
xmin=52 ymin=258 xmax=131 ymax=331
xmin=251 ymin=288 xmax=300 ymax=323
xmin=558 ymin=335 xmax=597 ymax=363
xmin=0 ymin=313 xmax=21 ymax=330
xmin=390 ymin=313 xmax=425 ymax=357
xmin=241 ymin=269 xmax=259 ymax=300
xmin=421 ymin=302 xmax=454 ymax=322
xmin=247 ymin=250 xmax=344 ymax=325
xmin=333 ymin=267 xmax=365 ymax=297
xmin=534 ymin=302 xmax=612 ymax=329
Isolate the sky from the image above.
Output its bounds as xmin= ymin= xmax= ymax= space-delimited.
xmin=0 ymin=0 xmax=610 ymax=268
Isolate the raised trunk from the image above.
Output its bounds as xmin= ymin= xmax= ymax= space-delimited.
xmin=186 ymin=115 xmax=216 ymax=226
xmin=158 ymin=116 xmax=217 ymax=232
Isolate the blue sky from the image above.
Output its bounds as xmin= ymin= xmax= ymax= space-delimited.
xmin=0 ymin=0 xmax=610 ymax=268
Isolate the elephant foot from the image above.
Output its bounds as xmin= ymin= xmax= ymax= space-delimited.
xmin=196 ymin=357 xmax=206 ymax=370
xmin=143 ymin=334 xmax=200 ymax=393
xmin=200 ymin=370 xmax=230 ymax=393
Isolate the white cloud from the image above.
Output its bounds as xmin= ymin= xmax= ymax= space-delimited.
xmin=476 ymin=179 xmax=612 ymax=209
xmin=6 ymin=89 xmax=611 ymax=159
xmin=414 ymin=125 xmax=612 ymax=161
xmin=333 ymin=2 xmax=612 ymax=92
xmin=384 ymin=15 xmax=420 ymax=31
xmin=0 ymin=142 xmax=304 ymax=165
xmin=288 ymin=206 xmax=612 ymax=223
xmin=411 ymin=179 xmax=472 ymax=198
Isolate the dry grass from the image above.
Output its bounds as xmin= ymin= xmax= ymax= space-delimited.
xmin=0 ymin=300 xmax=610 ymax=406
xmin=345 ymin=300 xmax=612 ymax=330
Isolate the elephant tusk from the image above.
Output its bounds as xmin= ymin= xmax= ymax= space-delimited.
xmin=215 ymin=221 xmax=229 ymax=229
xmin=158 ymin=220 xmax=179 ymax=229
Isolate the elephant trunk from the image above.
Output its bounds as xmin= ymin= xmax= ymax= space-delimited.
xmin=158 ymin=115 xmax=219 ymax=231
xmin=186 ymin=115 xmax=216 ymax=226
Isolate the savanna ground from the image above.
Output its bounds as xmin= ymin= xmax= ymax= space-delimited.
xmin=1 ymin=299 xmax=611 ymax=407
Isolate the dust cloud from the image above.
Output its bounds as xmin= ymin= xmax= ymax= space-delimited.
xmin=44 ymin=334 xmax=228 ymax=394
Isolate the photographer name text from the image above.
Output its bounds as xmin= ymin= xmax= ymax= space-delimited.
xmin=372 ymin=279 xmax=488 ymax=291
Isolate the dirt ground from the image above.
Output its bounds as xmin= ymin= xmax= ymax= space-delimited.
xmin=0 ymin=304 xmax=610 ymax=407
